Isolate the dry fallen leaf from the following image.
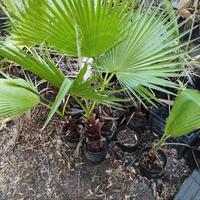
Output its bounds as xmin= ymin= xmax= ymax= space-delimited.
xmin=178 ymin=0 xmax=192 ymax=10
xmin=107 ymin=177 xmax=113 ymax=189
xmin=178 ymin=8 xmax=193 ymax=18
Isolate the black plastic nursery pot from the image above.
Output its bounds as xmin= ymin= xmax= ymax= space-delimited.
xmin=149 ymin=106 xmax=200 ymax=144
xmin=139 ymin=147 xmax=167 ymax=179
xmin=101 ymin=130 xmax=115 ymax=143
xmin=62 ymin=132 xmax=80 ymax=148
xmin=149 ymin=106 xmax=200 ymax=169
xmin=116 ymin=125 xmax=141 ymax=153
xmin=149 ymin=106 xmax=169 ymax=136
xmin=100 ymin=118 xmax=116 ymax=143
xmin=178 ymin=130 xmax=200 ymax=155
xmin=65 ymin=136 xmax=80 ymax=148
xmin=84 ymin=137 xmax=107 ymax=164
xmin=182 ymin=135 xmax=200 ymax=170
xmin=61 ymin=114 xmax=85 ymax=148
xmin=128 ymin=114 xmax=147 ymax=130
xmin=84 ymin=148 xmax=107 ymax=164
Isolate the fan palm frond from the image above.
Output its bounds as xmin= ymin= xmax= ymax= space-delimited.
xmin=0 ymin=45 xmax=124 ymax=106
xmin=44 ymin=66 xmax=125 ymax=126
xmin=2 ymin=0 xmax=26 ymax=17
xmin=97 ymin=3 xmax=192 ymax=104
xmin=0 ymin=77 xmax=40 ymax=119
xmin=0 ymin=45 xmax=65 ymax=88
xmin=7 ymin=0 xmax=136 ymax=57
xmin=43 ymin=78 xmax=72 ymax=128
xmin=69 ymin=66 xmax=125 ymax=107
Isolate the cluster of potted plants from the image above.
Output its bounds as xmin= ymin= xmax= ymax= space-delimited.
xmin=0 ymin=0 xmax=199 ymax=174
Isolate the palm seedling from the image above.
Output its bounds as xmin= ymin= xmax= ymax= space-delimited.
xmin=62 ymin=116 xmax=82 ymax=148
xmin=84 ymin=114 xmax=104 ymax=149
xmin=139 ymin=89 xmax=200 ymax=178
xmin=0 ymin=0 xmax=196 ymax=162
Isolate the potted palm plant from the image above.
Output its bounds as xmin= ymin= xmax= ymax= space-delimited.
xmin=83 ymin=114 xmax=107 ymax=164
xmin=62 ymin=116 xmax=82 ymax=148
xmin=0 ymin=0 xmax=195 ymax=163
xmin=139 ymin=89 xmax=200 ymax=179
xmin=66 ymin=66 xmax=122 ymax=163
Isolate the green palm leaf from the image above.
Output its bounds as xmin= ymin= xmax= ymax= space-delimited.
xmin=70 ymin=66 xmax=125 ymax=106
xmin=0 ymin=45 xmax=65 ymax=88
xmin=163 ymin=0 xmax=179 ymax=37
xmin=44 ymin=78 xmax=72 ymax=128
xmin=97 ymin=3 xmax=191 ymax=103
xmin=0 ymin=45 xmax=123 ymax=105
xmin=165 ymin=89 xmax=200 ymax=137
xmin=0 ymin=77 xmax=40 ymax=119
xmin=2 ymin=0 xmax=26 ymax=17
xmin=44 ymin=67 xmax=125 ymax=126
xmin=8 ymin=0 xmax=136 ymax=57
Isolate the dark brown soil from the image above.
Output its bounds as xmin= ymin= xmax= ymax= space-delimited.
xmin=141 ymin=151 xmax=165 ymax=171
xmin=117 ymin=128 xmax=138 ymax=146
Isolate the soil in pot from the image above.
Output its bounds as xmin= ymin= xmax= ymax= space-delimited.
xmin=84 ymin=137 xmax=107 ymax=164
xmin=126 ymin=104 xmax=147 ymax=129
xmin=116 ymin=126 xmax=141 ymax=152
xmin=62 ymin=116 xmax=84 ymax=148
xmin=139 ymin=147 xmax=167 ymax=179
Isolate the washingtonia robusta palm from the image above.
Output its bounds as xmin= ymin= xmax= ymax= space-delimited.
xmin=0 ymin=0 xmax=194 ymax=127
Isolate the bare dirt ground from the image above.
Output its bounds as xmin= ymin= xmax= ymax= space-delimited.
xmin=0 ymin=105 xmax=191 ymax=200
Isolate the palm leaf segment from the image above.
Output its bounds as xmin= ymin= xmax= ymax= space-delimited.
xmin=165 ymin=89 xmax=200 ymax=137
xmin=0 ymin=44 xmax=123 ymax=106
xmin=2 ymin=0 xmax=26 ymax=17
xmin=97 ymin=4 xmax=188 ymax=103
xmin=8 ymin=0 xmax=134 ymax=57
xmin=0 ymin=77 xmax=40 ymax=119
xmin=69 ymin=66 xmax=124 ymax=107
xmin=0 ymin=45 xmax=65 ymax=88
